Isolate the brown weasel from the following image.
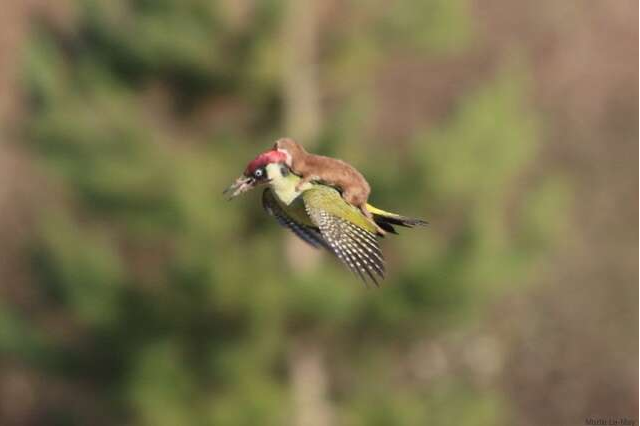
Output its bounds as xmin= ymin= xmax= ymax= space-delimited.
xmin=273 ymin=138 xmax=385 ymax=234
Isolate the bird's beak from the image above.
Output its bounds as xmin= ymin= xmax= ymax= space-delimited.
xmin=223 ymin=174 xmax=256 ymax=199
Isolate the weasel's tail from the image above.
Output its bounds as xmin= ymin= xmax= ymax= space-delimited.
xmin=366 ymin=204 xmax=428 ymax=235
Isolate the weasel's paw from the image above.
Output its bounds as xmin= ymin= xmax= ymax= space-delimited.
xmin=295 ymin=182 xmax=304 ymax=192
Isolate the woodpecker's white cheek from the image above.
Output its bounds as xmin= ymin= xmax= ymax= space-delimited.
xmin=265 ymin=163 xmax=281 ymax=180
xmin=277 ymin=149 xmax=293 ymax=167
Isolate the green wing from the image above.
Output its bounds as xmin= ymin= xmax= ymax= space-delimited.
xmin=304 ymin=185 xmax=379 ymax=234
xmin=303 ymin=186 xmax=385 ymax=286
xmin=262 ymin=188 xmax=330 ymax=250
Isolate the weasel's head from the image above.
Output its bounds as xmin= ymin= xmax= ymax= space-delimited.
xmin=273 ymin=137 xmax=305 ymax=167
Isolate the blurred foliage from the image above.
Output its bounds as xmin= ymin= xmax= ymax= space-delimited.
xmin=8 ymin=0 xmax=566 ymax=424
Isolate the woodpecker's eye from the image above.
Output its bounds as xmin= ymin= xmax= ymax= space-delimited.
xmin=280 ymin=165 xmax=289 ymax=177
xmin=253 ymin=168 xmax=264 ymax=179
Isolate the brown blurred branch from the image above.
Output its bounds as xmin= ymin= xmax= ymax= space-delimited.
xmin=281 ymin=0 xmax=321 ymax=145
xmin=289 ymin=340 xmax=333 ymax=426
xmin=280 ymin=0 xmax=323 ymax=275
xmin=281 ymin=1 xmax=332 ymax=425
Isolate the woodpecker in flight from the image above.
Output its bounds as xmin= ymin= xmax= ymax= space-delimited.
xmin=224 ymin=149 xmax=427 ymax=286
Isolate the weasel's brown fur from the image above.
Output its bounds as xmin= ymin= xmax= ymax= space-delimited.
xmin=274 ymin=138 xmax=385 ymax=235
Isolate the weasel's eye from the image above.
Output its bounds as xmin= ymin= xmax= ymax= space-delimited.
xmin=253 ymin=168 xmax=264 ymax=178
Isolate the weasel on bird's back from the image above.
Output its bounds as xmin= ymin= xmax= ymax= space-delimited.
xmin=273 ymin=138 xmax=385 ymax=234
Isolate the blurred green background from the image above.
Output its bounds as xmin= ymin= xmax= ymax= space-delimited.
xmin=0 ymin=1 xmax=636 ymax=425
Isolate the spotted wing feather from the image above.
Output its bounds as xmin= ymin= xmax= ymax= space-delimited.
xmin=304 ymin=195 xmax=385 ymax=286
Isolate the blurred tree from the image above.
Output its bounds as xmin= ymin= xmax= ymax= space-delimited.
xmin=279 ymin=0 xmax=332 ymax=424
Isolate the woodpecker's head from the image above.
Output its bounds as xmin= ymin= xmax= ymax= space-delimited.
xmin=224 ymin=149 xmax=288 ymax=198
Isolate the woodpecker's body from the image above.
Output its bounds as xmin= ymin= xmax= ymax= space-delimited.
xmin=226 ymin=156 xmax=427 ymax=285
xmin=273 ymin=138 xmax=382 ymax=232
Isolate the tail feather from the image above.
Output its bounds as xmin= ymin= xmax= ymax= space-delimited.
xmin=366 ymin=204 xmax=428 ymax=234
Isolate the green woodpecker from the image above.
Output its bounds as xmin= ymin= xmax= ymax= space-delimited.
xmin=224 ymin=149 xmax=427 ymax=286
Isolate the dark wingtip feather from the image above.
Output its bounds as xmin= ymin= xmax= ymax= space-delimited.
xmin=374 ymin=214 xmax=429 ymax=232
xmin=377 ymin=221 xmax=398 ymax=234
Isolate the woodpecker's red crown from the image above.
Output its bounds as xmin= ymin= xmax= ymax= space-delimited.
xmin=244 ymin=149 xmax=287 ymax=176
